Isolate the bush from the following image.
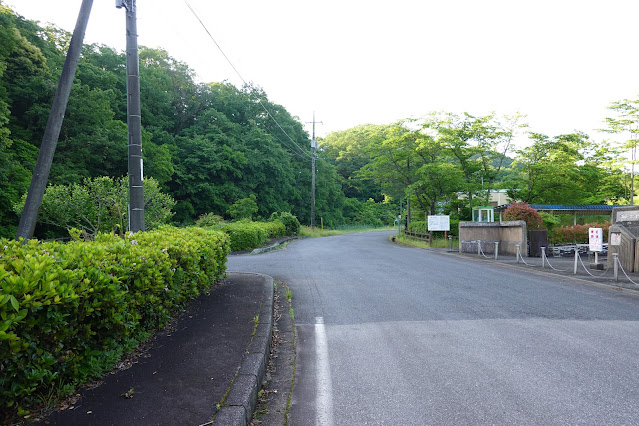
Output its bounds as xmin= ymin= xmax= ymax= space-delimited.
xmin=254 ymin=220 xmax=287 ymax=238
xmin=217 ymin=221 xmax=269 ymax=251
xmin=13 ymin=176 xmax=175 ymax=240
xmin=0 ymin=227 xmax=229 ymax=422
xmin=550 ymin=221 xmax=610 ymax=244
xmin=195 ymin=212 xmax=225 ymax=227
xmin=271 ymin=212 xmax=300 ymax=236
xmin=503 ymin=202 xmax=543 ymax=230
xmin=408 ymin=221 xmax=426 ymax=233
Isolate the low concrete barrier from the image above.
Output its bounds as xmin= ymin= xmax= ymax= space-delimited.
xmin=459 ymin=221 xmax=527 ymax=256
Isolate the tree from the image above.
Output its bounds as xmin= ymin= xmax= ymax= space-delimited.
xmin=319 ymin=124 xmax=389 ymax=201
xmin=13 ymin=176 xmax=175 ymax=239
xmin=228 ymin=194 xmax=258 ymax=220
xmin=422 ymin=112 xmax=525 ymax=208
xmin=506 ymin=132 xmax=601 ymax=204
xmin=502 ymin=202 xmax=543 ymax=230
xmin=601 ymin=97 xmax=639 ymax=204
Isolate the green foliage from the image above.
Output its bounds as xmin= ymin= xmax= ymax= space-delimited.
xmin=228 ymin=194 xmax=258 ymax=220
xmin=0 ymin=226 xmax=229 ymax=421
xmin=14 ymin=176 xmax=175 ymax=239
xmin=502 ymin=202 xmax=543 ymax=230
xmin=408 ymin=221 xmax=426 ymax=233
xmin=216 ymin=221 xmax=268 ymax=251
xmin=551 ymin=222 xmax=611 ymax=244
xmin=271 ymin=212 xmax=300 ymax=236
xmin=539 ymin=212 xmax=561 ymax=240
xmin=195 ymin=212 xmax=225 ymax=227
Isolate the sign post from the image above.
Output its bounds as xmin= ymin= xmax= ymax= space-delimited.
xmin=589 ymin=227 xmax=603 ymax=269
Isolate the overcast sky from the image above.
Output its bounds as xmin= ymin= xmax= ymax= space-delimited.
xmin=8 ymin=0 xmax=639 ymax=143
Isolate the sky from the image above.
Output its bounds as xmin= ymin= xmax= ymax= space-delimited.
xmin=8 ymin=0 xmax=639 ymax=144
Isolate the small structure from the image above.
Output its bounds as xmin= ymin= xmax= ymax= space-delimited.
xmin=459 ymin=220 xmax=527 ymax=256
xmin=472 ymin=206 xmax=494 ymax=223
xmin=608 ymin=206 xmax=639 ymax=272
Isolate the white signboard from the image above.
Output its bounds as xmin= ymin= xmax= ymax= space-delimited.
xmin=589 ymin=227 xmax=603 ymax=252
xmin=428 ymin=215 xmax=450 ymax=232
xmin=610 ymin=232 xmax=621 ymax=246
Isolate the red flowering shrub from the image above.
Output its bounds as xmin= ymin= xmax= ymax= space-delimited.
xmin=550 ymin=221 xmax=610 ymax=244
xmin=502 ymin=202 xmax=543 ymax=230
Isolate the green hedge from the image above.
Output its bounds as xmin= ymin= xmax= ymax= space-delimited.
xmin=550 ymin=221 xmax=610 ymax=244
xmin=216 ymin=220 xmax=288 ymax=252
xmin=0 ymin=226 xmax=229 ymax=421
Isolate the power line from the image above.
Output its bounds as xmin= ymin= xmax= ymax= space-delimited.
xmin=183 ymin=0 xmax=312 ymax=160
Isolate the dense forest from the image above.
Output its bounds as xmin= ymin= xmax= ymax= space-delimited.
xmin=1 ymin=3 xmax=636 ymax=239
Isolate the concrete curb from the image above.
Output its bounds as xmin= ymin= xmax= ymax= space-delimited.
xmin=251 ymin=236 xmax=300 ymax=254
xmin=214 ymin=273 xmax=274 ymax=426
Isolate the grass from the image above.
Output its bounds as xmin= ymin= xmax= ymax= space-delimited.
xmin=299 ymin=225 xmax=393 ymax=238
xmin=395 ymin=233 xmax=459 ymax=249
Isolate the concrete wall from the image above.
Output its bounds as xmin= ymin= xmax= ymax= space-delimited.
xmin=608 ymin=225 xmax=637 ymax=272
xmin=459 ymin=221 xmax=527 ymax=256
xmin=608 ymin=206 xmax=639 ymax=272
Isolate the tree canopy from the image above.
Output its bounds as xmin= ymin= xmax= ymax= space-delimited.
xmin=0 ymin=2 xmax=635 ymax=238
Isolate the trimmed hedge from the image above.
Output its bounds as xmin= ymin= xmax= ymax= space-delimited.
xmin=0 ymin=226 xmax=229 ymax=421
xmin=216 ymin=220 xmax=288 ymax=252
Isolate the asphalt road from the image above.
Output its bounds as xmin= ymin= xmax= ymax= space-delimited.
xmin=227 ymin=231 xmax=639 ymax=425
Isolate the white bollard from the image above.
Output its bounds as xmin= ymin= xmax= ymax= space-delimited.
xmin=613 ymin=252 xmax=619 ymax=281
xmin=477 ymin=241 xmax=481 ymax=257
xmin=541 ymin=247 xmax=546 ymax=268
xmin=573 ymin=249 xmax=578 ymax=275
xmin=516 ymin=244 xmax=521 ymax=263
xmin=494 ymin=241 xmax=499 ymax=260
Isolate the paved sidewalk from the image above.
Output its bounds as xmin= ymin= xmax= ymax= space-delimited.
xmin=39 ymin=272 xmax=273 ymax=426
xmin=435 ymin=247 xmax=639 ymax=293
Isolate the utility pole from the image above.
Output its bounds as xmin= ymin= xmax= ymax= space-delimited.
xmin=117 ymin=0 xmax=145 ymax=232
xmin=16 ymin=0 xmax=94 ymax=241
xmin=307 ymin=112 xmax=322 ymax=230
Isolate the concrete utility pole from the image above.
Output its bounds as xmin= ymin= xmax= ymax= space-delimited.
xmin=118 ymin=0 xmax=145 ymax=232
xmin=15 ymin=0 xmax=94 ymax=241
xmin=307 ymin=113 xmax=322 ymax=230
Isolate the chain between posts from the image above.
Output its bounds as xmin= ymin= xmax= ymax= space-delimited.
xmin=473 ymin=243 xmax=639 ymax=287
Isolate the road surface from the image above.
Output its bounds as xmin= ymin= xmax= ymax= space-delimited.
xmin=227 ymin=231 xmax=639 ymax=425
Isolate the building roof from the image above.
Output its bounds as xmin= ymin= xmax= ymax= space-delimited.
xmin=494 ymin=204 xmax=628 ymax=215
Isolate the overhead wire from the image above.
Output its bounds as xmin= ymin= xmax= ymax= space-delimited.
xmin=183 ymin=0 xmax=313 ymax=160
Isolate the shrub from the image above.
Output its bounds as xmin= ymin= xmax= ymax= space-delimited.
xmin=195 ymin=212 xmax=225 ymax=227
xmin=13 ymin=176 xmax=175 ymax=239
xmin=217 ymin=221 xmax=269 ymax=251
xmin=502 ymin=202 xmax=543 ymax=230
xmin=550 ymin=221 xmax=610 ymax=244
xmin=0 ymin=226 xmax=229 ymax=421
xmin=254 ymin=220 xmax=286 ymax=238
xmin=275 ymin=212 xmax=300 ymax=236
xmin=408 ymin=221 xmax=426 ymax=233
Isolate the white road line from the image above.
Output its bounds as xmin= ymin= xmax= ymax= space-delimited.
xmin=315 ymin=316 xmax=334 ymax=425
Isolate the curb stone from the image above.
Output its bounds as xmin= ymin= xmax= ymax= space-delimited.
xmin=251 ymin=236 xmax=300 ymax=254
xmin=214 ymin=273 xmax=274 ymax=426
